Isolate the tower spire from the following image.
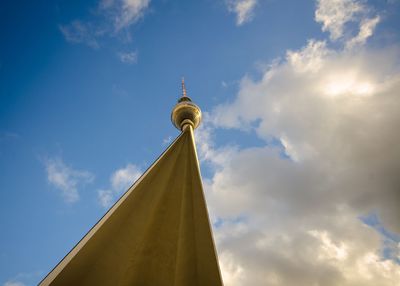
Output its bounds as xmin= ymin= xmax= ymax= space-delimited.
xmin=181 ymin=77 xmax=187 ymax=98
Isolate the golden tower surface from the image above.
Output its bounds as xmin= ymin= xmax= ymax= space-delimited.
xmin=39 ymin=81 xmax=223 ymax=286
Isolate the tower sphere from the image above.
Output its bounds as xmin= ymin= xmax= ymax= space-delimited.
xmin=171 ymin=80 xmax=202 ymax=130
xmin=171 ymin=97 xmax=202 ymax=130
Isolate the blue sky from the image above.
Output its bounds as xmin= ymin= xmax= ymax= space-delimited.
xmin=1 ymin=0 xmax=400 ymax=285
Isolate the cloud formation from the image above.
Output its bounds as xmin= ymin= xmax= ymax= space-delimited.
xmin=97 ymin=163 xmax=142 ymax=208
xmin=2 ymin=271 xmax=43 ymax=286
xmin=117 ymin=50 xmax=138 ymax=64
xmin=44 ymin=157 xmax=94 ymax=203
xmin=315 ymin=0 xmax=380 ymax=47
xmin=3 ymin=281 xmax=25 ymax=286
xmin=226 ymin=0 xmax=258 ymax=26
xmin=195 ymin=1 xmax=400 ymax=285
xmin=113 ymin=0 xmax=151 ymax=31
xmin=59 ymin=21 xmax=103 ymax=49
xmin=60 ymin=0 xmax=151 ymax=48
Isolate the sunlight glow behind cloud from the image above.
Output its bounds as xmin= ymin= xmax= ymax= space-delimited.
xmin=323 ymin=74 xmax=375 ymax=97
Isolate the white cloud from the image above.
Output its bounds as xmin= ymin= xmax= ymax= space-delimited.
xmin=197 ymin=2 xmax=400 ymax=285
xmin=97 ymin=163 xmax=142 ymax=208
xmin=114 ymin=0 xmax=151 ymax=31
xmin=2 ymin=271 xmax=43 ymax=286
xmin=3 ymin=281 xmax=25 ymax=286
xmin=60 ymin=0 xmax=151 ymax=48
xmin=287 ymin=40 xmax=330 ymax=73
xmin=315 ymin=0 xmax=380 ymax=47
xmin=118 ymin=50 xmax=138 ymax=64
xmin=44 ymin=157 xmax=94 ymax=203
xmin=346 ymin=15 xmax=380 ymax=48
xmin=226 ymin=0 xmax=258 ymax=26
xmin=59 ymin=21 xmax=101 ymax=49
xmin=162 ymin=136 xmax=172 ymax=145
xmin=111 ymin=163 xmax=141 ymax=191
xmin=196 ymin=114 xmax=238 ymax=167
xmin=97 ymin=189 xmax=114 ymax=208
xmin=315 ymin=0 xmax=365 ymax=40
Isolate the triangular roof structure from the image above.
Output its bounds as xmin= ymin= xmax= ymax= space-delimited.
xmin=40 ymin=80 xmax=223 ymax=286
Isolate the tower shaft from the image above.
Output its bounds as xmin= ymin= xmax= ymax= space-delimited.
xmin=40 ymin=126 xmax=223 ymax=286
